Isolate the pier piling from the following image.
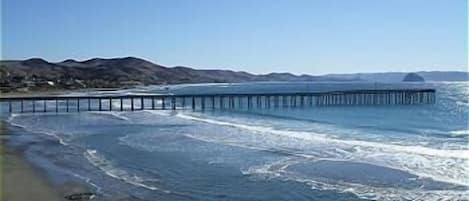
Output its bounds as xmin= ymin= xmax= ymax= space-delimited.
xmin=140 ymin=97 xmax=144 ymax=110
xmin=43 ymin=100 xmax=47 ymax=112
xmin=211 ymin=96 xmax=215 ymax=109
xmin=1 ymin=89 xmax=436 ymax=113
xmin=192 ymin=97 xmax=195 ymax=110
xmin=201 ymin=97 xmax=206 ymax=110
xmin=182 ymin=96 xmax=186 ymax=109
xmin=172 ymin=97 xmax=176 ymax=110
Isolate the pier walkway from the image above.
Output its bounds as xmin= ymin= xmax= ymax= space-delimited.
xmin=0 ymin=89 xmax=436 ymax=113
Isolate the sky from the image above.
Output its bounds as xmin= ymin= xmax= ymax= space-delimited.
xmin=1 ymin=0 xmax=467 ymax=75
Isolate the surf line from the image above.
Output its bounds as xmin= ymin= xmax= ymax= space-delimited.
xmin=176 ymin=113 xmax=469 ymax=160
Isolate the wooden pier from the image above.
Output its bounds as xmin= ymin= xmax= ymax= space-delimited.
xmin=0 ymin=89 xmax=436 ymax=113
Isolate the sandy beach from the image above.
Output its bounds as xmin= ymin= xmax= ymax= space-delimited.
xmin=1 ymin=121 xmax=91 ymax=201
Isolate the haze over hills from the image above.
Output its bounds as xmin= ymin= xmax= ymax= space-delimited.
xmin=0 ymin=57 xmax=467 ymax=92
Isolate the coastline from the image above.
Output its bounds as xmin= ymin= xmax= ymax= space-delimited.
xmin=1 ymin=121 xmax=91 ymax=201
xmin=1 ymin=87 xmax=124 ymax=97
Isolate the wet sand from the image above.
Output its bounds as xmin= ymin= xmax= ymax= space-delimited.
xmin=1 ymin=121 xmax=91 ymax=201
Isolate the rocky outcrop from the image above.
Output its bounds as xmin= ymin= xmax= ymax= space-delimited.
xmin=402 ymin=73 xmax=425 ymax=82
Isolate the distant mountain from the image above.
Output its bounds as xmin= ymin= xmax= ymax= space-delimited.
xmin=324 ymin=71 xmax=468 ymax=82
xmin=0 ymin=57 xmax=357 ymax=92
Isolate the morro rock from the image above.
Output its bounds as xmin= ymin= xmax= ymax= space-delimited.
xmin=402 ymin=73 xmax=425 ymax=82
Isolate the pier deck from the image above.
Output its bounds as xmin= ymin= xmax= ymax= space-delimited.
xmin=0 ymin=89 xmax=436 ymax=113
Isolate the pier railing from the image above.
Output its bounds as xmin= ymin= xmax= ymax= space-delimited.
xmin=0 ymin=89 xmax=436 ymax=113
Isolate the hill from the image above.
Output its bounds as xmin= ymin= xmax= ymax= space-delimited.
xmin=0 ymin=57 xmax=356 ymax=92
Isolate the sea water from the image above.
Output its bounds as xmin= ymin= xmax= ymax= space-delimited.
xmin=1 ymin=82 xmax=468 ymax=201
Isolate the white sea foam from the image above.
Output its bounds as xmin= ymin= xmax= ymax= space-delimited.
xmin=144 ymin=110 xmax=172 ymax=116
xmin=176 ymin=113 xmax=469 ymax=188
xmin=455 ymin=101 xmax=469 ymax=107
xmin=449 ymin=129 xmax=469 ymax=137
xmin=83 ymin=149 xmax=170 ymax=193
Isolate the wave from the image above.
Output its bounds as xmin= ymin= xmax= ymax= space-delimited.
xmin=299 ymin=174 xmax=468 ymax=201
xmin=71 ymin=172 xmax=102 ymax=194
xmin=241 ymin=158 xmax=468 ymax=201
xmin=83 ymin=149 xmax=170 ymax=194
xmin=176 ymin=113 xmax=469 ymax=187
xmin=89 ymin=111 xmax=130 ymax=121
xmin=177 ymin=113 xmax=469 ymax=159
xmin=183 ymin=133 xmax=319 ymax=161
xmin=6 ymin=113 xmax=70 ymax=145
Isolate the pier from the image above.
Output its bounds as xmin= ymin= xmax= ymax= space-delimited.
xmin=1 ymin=89 xmax=436 ymax=113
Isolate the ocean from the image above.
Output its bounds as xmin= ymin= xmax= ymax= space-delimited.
xmin=2 ymin=82 xmax=468 ymax=201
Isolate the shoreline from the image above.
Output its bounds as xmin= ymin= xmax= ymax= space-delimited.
xmin=1 ymin=121 xmax=93 ymax=201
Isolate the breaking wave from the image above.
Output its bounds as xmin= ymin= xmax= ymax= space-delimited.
xmin=450 ymin=129 xmax=469 ymax=137
xmin=84 ymin=149 xmax=170 ymax=193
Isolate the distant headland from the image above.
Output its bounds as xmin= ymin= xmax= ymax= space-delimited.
xmin=0 ymin=57 xmax=467 ymax=93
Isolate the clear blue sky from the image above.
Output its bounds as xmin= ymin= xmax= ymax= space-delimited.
xmin=1 ymin=0 xmax=467 ymax=75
